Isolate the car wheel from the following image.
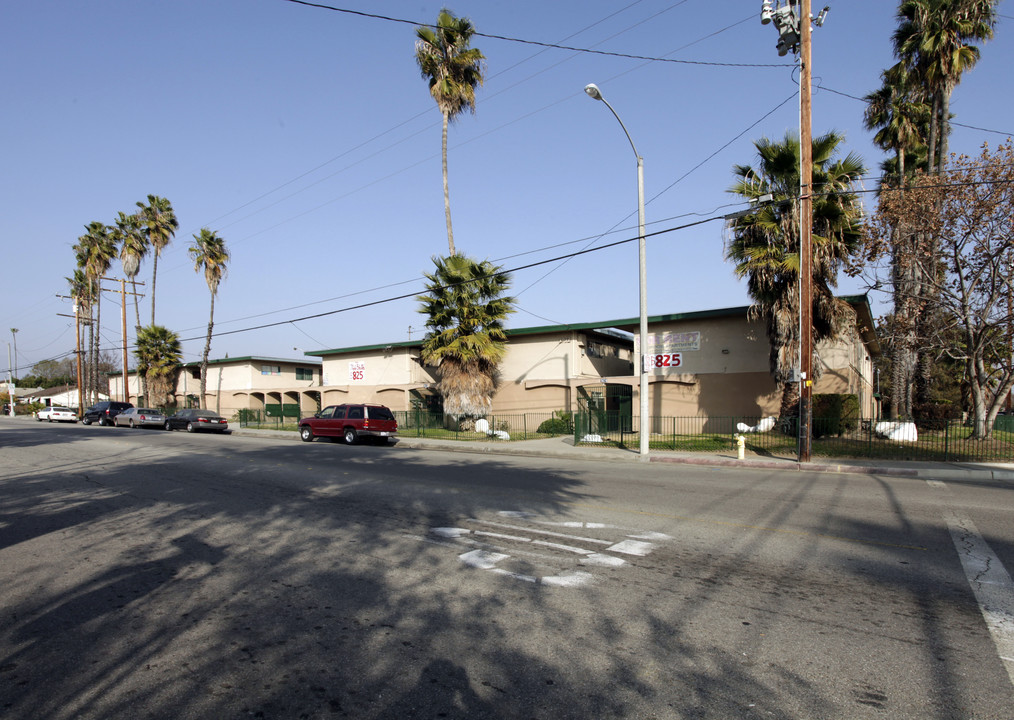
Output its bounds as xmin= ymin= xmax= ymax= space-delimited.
xmin=82 ymin=418 xmax=91 ymax=426
xmin=99 ymin=417 xmax=108 ymax=427
xmin=300 ymin=426 xmax=314 ymax=442
xmin=164 ymin=420 xmax=172 ymax=431
xmin=129 ymin=420 xmax=135 ymax=429
xmin=36 ymin=415 xmax=42 ymax=422
xmin=344 ymin=427 xmax=358 ymax=445
xmin=186 ymin=422 xmax=195 ymax=433
xmin=48 ymin=418 xmax=54 ymax=423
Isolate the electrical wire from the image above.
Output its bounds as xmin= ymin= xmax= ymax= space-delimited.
xmin=280 ymin=0 xmax=791 ymax=68
xmin=815 ymin=82 xmax=1014 ymax=137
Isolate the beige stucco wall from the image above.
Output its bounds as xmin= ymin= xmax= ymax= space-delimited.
xmin=320 ymin=347 xmax=436 ymax=389
xmin=110 ymin=306 xmax=877 ymax=423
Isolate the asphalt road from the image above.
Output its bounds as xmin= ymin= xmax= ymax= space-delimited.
xmin=1 ymin=418 xmax=1013 ymax=719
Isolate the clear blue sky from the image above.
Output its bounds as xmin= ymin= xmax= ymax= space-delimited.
xmin=3 ymin=0 xmax=1012 ymax=378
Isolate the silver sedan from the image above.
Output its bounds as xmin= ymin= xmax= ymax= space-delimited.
xmin=113 ymin=407 xmax=166 ymax=429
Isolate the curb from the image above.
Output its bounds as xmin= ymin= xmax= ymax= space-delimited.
xmin=227 ymin=427 xmax=1014 ymax=481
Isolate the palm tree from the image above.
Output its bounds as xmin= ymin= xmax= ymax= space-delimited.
xmin=415 ymin=8 xmax=486 ymax=257
xmin=133 ymin=325 xmax=182 ymax=410
xmin=891 ymin=0 xmax=996 ymax=408
xmin=417 ymin=254 xmax=515 ymax=421
xmin=726 ymin=132 xmax=866 ymax=419
xmin=67 ymin=269 xmax=93 ymax=403
xmin=113 ymin=211 xmax=148 ymax=333
xmin=863 ymin=63 xmax=930 ymax=418
xmin=863 ymin=63 xmax=930 ymax=185
xmin=894 ymin=0 xmax=997 ymax=173
xmin=188 ymin=228 xmax=229 ymax=410
xmin=136 ymin=195 xmax=178 ymax=326
xmin=74 ymin=221 xmax=118 ymax=404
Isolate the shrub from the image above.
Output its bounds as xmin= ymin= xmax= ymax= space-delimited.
xmin=812 ymin=394 xmax=860 ymax=437
xmin=537 ymin=410 xmax=574 ymax=435
xmin=913 ymin=403 xmax=958 ymax=431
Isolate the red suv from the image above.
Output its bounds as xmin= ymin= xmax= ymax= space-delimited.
xmin=299 ymin=403 xmax=398 ymax=445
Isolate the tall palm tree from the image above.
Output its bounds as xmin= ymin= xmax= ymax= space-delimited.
xmin=417 ymin=254 xmax=515 ymax=421
xmin=892 ymin=0 xmax=996 ymax=408
xmin=863 ymin=63 xmax=930 ymax=185
xmin=113 ymin=211 xmax=148 ymax=333
xmin=136 ymin=195 xmax=178 ymax=326
xmin=74 ymin=222 xmax=118 ymax=404
xmin=415 ymin=8 xmax=486 ymax=257
xmin=863 ymin=63 xmax=930 ymax=419
xmin=188 ymin=228 xmax=229 ymax=410
xmin=894 ymin=0 xmax=997 ymax=173
xmin=66 ymin=269 xmax=92 ymax=403
xmin=726 ymin=132 xmax=866 ymax=419
xmin=133 ymin=325 xmax=182 ymax=410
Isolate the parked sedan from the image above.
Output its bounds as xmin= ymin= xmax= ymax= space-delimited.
xmin=36 ymin=406 xmax=78 ymax=423
xmin=164 ymin=409 xmax=230 ymax=433
xmin=114 ymin=407 xmax=166 ymax=429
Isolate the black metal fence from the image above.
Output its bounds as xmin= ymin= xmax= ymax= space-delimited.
xmin=574 ymin=412 xmax=1014 ymax=462
xmin=236 ymin=405 xmax=1014 ymax=462
xmin=392 ymin=410 xmax=568 ymax=441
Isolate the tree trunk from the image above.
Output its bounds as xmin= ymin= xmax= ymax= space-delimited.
xmin=926 ymin=93 xmax=940 ymax=175
xmin=779 ymin=381 xmax=799 ymax=422
xmin=442 ymin=112 xmax=455 ymax=257
xmin=200 ymin=292 xmax=215 ymax=410
xmin=150 ymin=254 xmax=159 ymax=327
xmin=93 ymin=292 xmax=102 ymax=405
xmin=86 ymin=304 xmax=95 ymax=405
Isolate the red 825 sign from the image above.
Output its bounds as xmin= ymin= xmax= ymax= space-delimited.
xmin=647 ymin=353 xmax=682 ymax=370
xmin=349 ymin=362 xmax=365 ymax=381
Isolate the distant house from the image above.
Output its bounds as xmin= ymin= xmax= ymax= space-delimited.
xmin=26 ymin=386 xmax=93 ymax=408
xmin=109 ymin=356 xmax=323 ymax=418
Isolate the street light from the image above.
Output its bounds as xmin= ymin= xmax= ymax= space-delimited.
xmin=584 ymin=83 xmax=650 ymax=459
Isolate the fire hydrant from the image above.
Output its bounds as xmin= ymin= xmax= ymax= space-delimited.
xmin=736 ymin=434 xmax=746 ymax=461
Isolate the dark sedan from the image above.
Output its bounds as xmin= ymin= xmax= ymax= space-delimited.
xmin=164 ymin=409 xmax=230 ymax=433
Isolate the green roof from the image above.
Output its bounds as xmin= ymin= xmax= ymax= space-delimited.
xmin=306 ymin=295 xmax=879 ymax=358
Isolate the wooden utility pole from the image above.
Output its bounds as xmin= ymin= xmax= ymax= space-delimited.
xmin=76 ymin=306 xmax=84 ymax=415
xmin=798 ymin=0 xmax=814 ymax=462
xmin=57 ymin=297 xmax=86 ymax=417
xmin=100 ymin=276 xmax=142 ymax=404
xmin=120 ymin=279 xmax=129 ymax=404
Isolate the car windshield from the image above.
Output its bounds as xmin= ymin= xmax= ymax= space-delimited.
xmin=193 ymin=411 xmax=222 ymax=418
xmin=52 ymin=407 xmax=71 ymax=412
xmin=137 ymin=409 xmax=159 ymax=414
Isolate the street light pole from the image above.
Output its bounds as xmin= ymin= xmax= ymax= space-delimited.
xmin=584 ymin=83 xmax=650 ymax=459
xmin=10 ymin=328 xmax=18 ymax=382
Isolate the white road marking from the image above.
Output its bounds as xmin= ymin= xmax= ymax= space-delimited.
xmin=581 ymin=553 xmax=627 ymax=567
xmin=468 ymin=519 xmax=612 ymax=546
xmin=944 ymin=508 xmax=1014 ymax=687
xmin=606 ymin=539 xmax=655 ymax=556
xmin=629 ymin=531 xmax=673 ymax=541
xmin=531 ymin=539 xmax=594 ymax=555
xmin=432 ymin=527 xmax=470 ymax=538
xmin=541 ymin=571 xmax=595 ymax=587
xmin=420 ymin=511 xmax=670 ymax=589
xmin=459 ymin=549 xmax=509 ymax=570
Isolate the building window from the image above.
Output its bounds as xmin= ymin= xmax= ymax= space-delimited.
xmin=295 ymin=367 xmax=314 ymax=381
xmin=261 ymin=365 xmax=281 ymax=376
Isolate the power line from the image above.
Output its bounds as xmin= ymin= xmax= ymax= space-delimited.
xmin=280 ymin=0 xmax=791 ymax=69
xmin=815 ymin=82 xmax=1014 ymax=137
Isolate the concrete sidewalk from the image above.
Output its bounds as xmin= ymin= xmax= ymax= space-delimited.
xmin=230 ymin=426 xmax=1014 ymax=483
